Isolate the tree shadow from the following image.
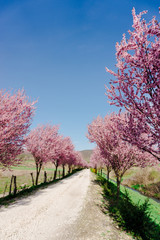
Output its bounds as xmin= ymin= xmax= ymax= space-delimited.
xmin=103 ymin=180 xmax=160 ymax=240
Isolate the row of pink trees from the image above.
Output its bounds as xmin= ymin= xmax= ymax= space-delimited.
xmin=26 ymin=125 xmax=87 ymax=185
xmin=90 ymin=146 xmax=111 ymax=181
xmin=87 ymin=7 xmax=160 ymax=199
xmin=106 ymin=7 xmax=160 ymax=160
xmin=0 ymin=89 xmax=87 ymax=186
xmin=87 ymin=113 xmax=158 ymax=199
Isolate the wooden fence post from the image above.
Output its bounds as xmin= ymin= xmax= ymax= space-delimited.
xmin=3 ymin=183 xmax=8 ymax=197
xmin=9 ymin=175 xmax=14 ymax=195
xmin=62 ymin=165 xmax=65 ymax=178
xmin=13 ymin=176 xmax=17 ymax=196
xmin=53 ymin=170 xmax=56 ymax=180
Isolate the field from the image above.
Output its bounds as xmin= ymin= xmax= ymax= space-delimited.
xmin=102 ymin=165 xmax=160 ymax=200
xmin=0 ymin=153 xmax=64 ymax=197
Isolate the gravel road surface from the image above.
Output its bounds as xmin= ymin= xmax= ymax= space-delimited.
xmin=0 ymin=169 xmax=133 ymax=240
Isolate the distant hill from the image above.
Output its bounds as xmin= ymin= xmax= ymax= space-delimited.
xmin=79 ymin=150 xmax=93 ymax=162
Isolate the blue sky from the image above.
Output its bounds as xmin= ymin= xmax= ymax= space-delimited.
xmin=0 ymin=0 xmax=159 ymax=150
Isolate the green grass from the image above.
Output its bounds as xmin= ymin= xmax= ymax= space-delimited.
xmin=100 ymin=173 xmax=160 ymax=225
xmin=95 ymin=172 xmax=160 ymax=239
xmin=119 ymin=183 xmax=160 ymax=224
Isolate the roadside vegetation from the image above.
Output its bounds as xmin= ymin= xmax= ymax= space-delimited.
xmin=94 ymin=171 xmax=160 ymax=240
xmin=87 ymin=9 xmax=160 ymax=240
xmin=0 ymin=90 xmax=88 ymax=200
xmin=0 ymin=5 xmax=159 ymax=239
xmin=0 ymin=162 xmax=83 ymax=206
xmin=102 ymin=166 xmax=160 ymax=200
xmin=122 ymin=167 xmax=160 ymax=200
xmin=0 ymin=153 xmax=58 ymax=197
xmin=0 ymin=152 xmax=86 ymax=199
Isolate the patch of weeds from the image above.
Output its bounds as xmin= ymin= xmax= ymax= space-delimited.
xmin=96 ymin=175 xmax=108 ymax=186
xmin=148 ymin=170 xmax=160 ymax=181
xmin=103 ymin=181 xmax=117 ymax=198
xmin=131 ymin=184 xmax=144 ymax=191
xmin=131 ymin=184 xmax=140 ymax=190
xmin=101 ymin=232 xmax=106 ymax=236
xmin=154 ymin=193 xmax=160 ymax=199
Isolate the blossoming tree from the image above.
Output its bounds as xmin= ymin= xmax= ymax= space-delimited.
xmin=0 ymin=89 xmax=35 ymax=168
xmin=87 ymin=113 xmax=158 ymax=199
xmin=106 ymin=8 xmax=160 ymax=160
xmin=26 ymin=124 xmax=59 ymax=185
xmin=90 ymin=146 xmax=112 ymax=180
xmin=57 ymin=137 xmax=75 ymax=178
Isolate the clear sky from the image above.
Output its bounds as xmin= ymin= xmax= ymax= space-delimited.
xmin=0 ymin=0 xmax=159 ymax=150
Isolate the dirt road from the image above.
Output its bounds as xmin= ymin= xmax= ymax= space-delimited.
xmin=0 ymin=169 xmax=133 ymax=240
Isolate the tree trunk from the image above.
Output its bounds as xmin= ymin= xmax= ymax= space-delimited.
xmin=116 ymin=178 xmax=121 ymax=201
xmin=101 ymin=169 xmax=102 ymax=176
xmin=54 ymin=164 xmax=58 ymax=180
xmin=107 ymin=171 xmax=110 ymax=181
xmin=30 ymin=172 xmax=34 ymax=186
xmin=35 ymin=162 xmax=42 ymax=186
xmin=9 ymin=175 xmax=14 ymax=195
xmin=58 ymin=170 xmax=61 ymax=179
xmin=35 ymin=173 xmax=39 ymax=186
xmin=107 ymin=168 xmax=110 ymax=181
xmin=13 ymin=176 xmax=17 ymax=196
xmin=62 ymin=165 xmax=65 ymax=178
xmin=107 ymin=166 xmax=111 ymax=181
xmin=95 ymin=165 xmax=97 ymax=174
xmin=68 ymin=165 xmax=71 ymax=174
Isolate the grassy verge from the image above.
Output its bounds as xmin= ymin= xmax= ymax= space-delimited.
xmin=95 ymin=172 xmax=160 ymax=240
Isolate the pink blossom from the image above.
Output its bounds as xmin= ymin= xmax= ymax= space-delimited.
xmin=87 ymin=113 xmax=158 ymax=199
xmin=106 ymin=8 xmax=160 ymax=160
xmin=0 ymin=89 xmax=36 ymax=168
